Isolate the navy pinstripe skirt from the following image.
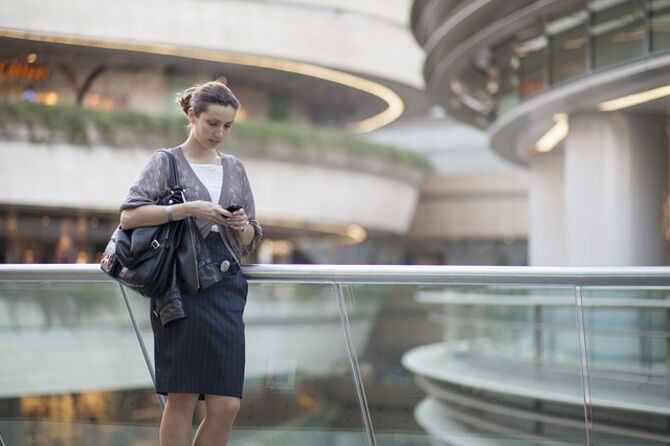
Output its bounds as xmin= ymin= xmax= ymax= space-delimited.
xmin=151 ymin=232 xmax=248 ymax=400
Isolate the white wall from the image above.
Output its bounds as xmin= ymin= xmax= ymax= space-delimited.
xmin=529 ymin=149 xmax=566 ymax=266
xmin=564 ymin=112 xmax=668 ymax=266
xmin=409 ymin=172 xmax=529 ymax=240
xmin=1 ymin=142 xmax=421 ymax=234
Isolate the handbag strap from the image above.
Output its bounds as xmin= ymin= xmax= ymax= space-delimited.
xmin=157 ymin=149 xmax=183 ymax=194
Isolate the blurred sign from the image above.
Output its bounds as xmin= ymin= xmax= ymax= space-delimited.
xmin=0 ymin=60 xmax=49 ymax=80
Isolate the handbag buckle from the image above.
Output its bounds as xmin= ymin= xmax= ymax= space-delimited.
xmin=151 ymin=240 xmax=160 ymax=250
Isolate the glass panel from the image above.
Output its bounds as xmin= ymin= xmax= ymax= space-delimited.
xmin=342 ymin=284 xmax=588 ymax=445
xmin=459 ymin=64 xmax=494 ymax=126
xmin=514 ymin=26 xmax=548 ymax=98
xmin=0 ymin=280 xmax=161 ymax=445
xmin=591 ymin=0 xmax=645 ymax=69
xmin=651 ymin=0 xmax=670 ymax=52
xmin=492 ymin=39 xmax=521 ymax=116
xmin=548 ymin=8 xmax=589 ymax=84
xmin=580 ymin=287 xmax=670 ymax=445
xmin=224 ymin=283 xmax=368 ymax=445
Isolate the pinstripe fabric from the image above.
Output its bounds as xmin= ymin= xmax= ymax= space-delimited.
xmin=151 ymin=232 xmax=248 ymax=400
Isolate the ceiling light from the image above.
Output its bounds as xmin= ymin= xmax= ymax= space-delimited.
xmin=346 ymin=224 xmax=367 ymax=244
xmin=598 ymin=85 xmax=670 ymax=111
xmin=535 ymin=113 xmax=568 ymax=153
xmin=450 ymin=80 xmax=463 ymax=95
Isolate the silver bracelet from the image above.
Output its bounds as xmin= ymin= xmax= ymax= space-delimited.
xmin=166 ymin=205 xmax=174 ymax=222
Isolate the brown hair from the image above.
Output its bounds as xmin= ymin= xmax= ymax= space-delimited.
xmin=177 ymin=81 xmax=240 ymax=117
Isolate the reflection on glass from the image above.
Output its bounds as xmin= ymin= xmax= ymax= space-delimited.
xmin=515 ymin=26 xmax=548 ymax=97
xmin=651 ymin=0 xmax=670 ymax=52
xmin=591 ymin=0 xmax=645 ymax=69
xmin=227 ymin=283 xmax=369 ymax=445
xmin=0 ymin=281 xmax=161 ymax=444
xmin=344 ymin=284 xmax=588 ymax=445
xmin=580 ymin=287 xmax=670 ymax=445
xmin=492 ymin=39 xmax=521 ymax=115
xmin=459 ymin=64 xmax=493 ymax=120
xmin=548 ymin=8 xmax=589 ymax=84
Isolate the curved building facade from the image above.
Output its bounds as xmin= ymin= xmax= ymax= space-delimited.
xmin=0 ymin=0 xmax=426 ymax=132
xmin=0 ymin=0 xmax=532 ymax=267
xmin=412 ymin=0 xmax=670 ymax=266
xmin=0 ymin=0 xmax=438 ymax=265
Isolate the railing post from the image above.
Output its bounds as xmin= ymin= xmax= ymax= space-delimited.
xmin=534 ymin=304 xmax=543 ymax=380
xmin=118 ymin=284 xmax=165 ymax=410
xmin=575 ymin=286 xmax=593 ymax=446
xmin=467 ymin=304 xmax=476 ymax=366
xmin=333 ymin=283 xmax=377 ymax=446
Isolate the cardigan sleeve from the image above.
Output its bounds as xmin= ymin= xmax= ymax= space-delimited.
xmin=119 ymin=150 xmax=172 ymax=212
xmin=238 ymin=160 xmax=263 ymax=258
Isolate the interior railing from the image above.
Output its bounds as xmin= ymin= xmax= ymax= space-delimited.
xmin=1 ymin=264 xmax=669 ymax=446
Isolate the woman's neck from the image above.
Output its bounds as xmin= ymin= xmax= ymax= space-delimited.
xmin=181 ymin=136 xmax=220 ymax=164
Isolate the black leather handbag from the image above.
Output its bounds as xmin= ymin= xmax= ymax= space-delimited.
xmin=101 ymin=150 xmax=216 ymax=298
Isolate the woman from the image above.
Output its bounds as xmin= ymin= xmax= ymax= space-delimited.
xmin=119 ymin=81 xmax=262 ymax=446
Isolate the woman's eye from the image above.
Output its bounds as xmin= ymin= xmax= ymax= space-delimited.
xmin=224 ymin=124 xmax=232 ymax=129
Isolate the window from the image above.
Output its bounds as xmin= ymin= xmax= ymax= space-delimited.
xmin=651 ymin=0 xmax=670 ymax=52
xmin=590 ymin=0 xmax=645 ymax=69
xmin=492 ymin=39 xmax=521 ymax=115
xmin=548 ymin=7 xmax=588 ymax=84
xmin=514 ymin=26 xmax=548 ymax=97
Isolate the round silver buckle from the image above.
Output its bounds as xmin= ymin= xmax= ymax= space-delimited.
xmin=220 ymin=260 xmax=231 ymax=272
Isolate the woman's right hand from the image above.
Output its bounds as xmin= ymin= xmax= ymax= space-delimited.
xmin=186 ymin=200 xmax=230 ymax=225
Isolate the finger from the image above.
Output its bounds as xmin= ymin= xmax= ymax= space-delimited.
xmin=212 ymin=212 xmax=229 ymax=224
xmin=229 ymin=219 xmax=246 ymax=229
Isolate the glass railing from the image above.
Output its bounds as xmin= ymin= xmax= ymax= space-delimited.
xmin=1 ymin=264 xmax=670 ymax=445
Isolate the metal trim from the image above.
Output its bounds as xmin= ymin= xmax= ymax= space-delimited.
xmin=2 ymin=264 xmax=670 ymax=286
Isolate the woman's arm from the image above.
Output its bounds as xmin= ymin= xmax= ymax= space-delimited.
xmin=225 ymin=208 xmax=256 ymax=247
xmin=239 ymin=222 xmax=256 ymax=247
xmin=120 ymin=200 xmax=232 ymax=230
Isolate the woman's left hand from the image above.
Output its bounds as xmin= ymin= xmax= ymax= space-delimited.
xmin=226 ymin=208 xmax=250 ymax=231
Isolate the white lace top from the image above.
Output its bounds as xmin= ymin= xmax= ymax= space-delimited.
xmin=190 ymin=163 xmax=223 ymax=232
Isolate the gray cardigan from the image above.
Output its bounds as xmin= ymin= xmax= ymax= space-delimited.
xmin=120 ymin=146 xmax=263 ymax=263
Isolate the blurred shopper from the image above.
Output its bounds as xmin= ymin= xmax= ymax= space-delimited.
xmin=119 ymin=80 xmax=262 ymax=446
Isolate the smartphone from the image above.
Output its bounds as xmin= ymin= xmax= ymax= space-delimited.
xmin=225 ymin=204 xmax=242 ymax=213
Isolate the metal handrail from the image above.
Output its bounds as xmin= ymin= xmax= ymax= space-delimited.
xmin=2 ymin=264 xmax=670 ymax=286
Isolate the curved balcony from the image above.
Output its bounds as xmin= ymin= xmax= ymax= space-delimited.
xmin=0 ymin=0 xmax=426 ymax=132
xmin=0 ymin=103 xmax=430 ymax=244
xmin=411 ymin=0 xmax=670 ymax=164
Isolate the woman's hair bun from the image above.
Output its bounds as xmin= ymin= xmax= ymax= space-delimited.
xmin=177 ymin=86 xmax=198 ymax=115
xmin=177 ymin=80 xmax=240 ymax=118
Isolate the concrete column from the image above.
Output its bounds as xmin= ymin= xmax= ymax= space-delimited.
xmin=564 ymin=112 xmax=668 ymax=266
xmin=529 ymin=148 xmax=566 ymax=266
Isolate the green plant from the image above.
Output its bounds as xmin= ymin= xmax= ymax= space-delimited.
xmin=0 ymin=101 xmax=432 ymax=174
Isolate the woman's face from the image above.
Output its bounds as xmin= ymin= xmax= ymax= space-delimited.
xmin=189 ymin=104 xmax=237 ymax=149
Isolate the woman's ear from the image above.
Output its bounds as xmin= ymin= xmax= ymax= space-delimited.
xmin=187 ymin=107 xmax=196 ymax=124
